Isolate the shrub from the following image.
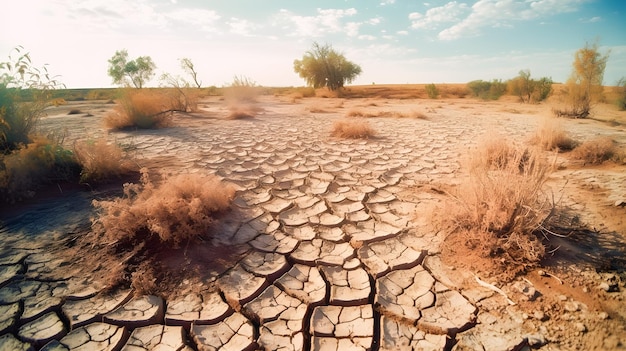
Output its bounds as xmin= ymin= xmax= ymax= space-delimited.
xmin=73 ymin=138 xmax=136 ymax=184
xmin=447 ymin=140 xmax=554 ymax=264
xmin=425 ymin=83 xmax=439 ymax=99
xmin=529 ymin=116 xmax=577 ymax=151
xmin=467 ymin=79 xmax=507 ymax=100
xmin=0 ymin=135 xmax=79 ymax=203
xmin=92 ymin=169 xmax=236 ymax=248
xmin=1 ymin=47 xmax=63 ymax=152
xmin=331 ymin=119 xmax=375 ymax=139
xmin=616 ymin=77 xmax=626 ymax=111
xmin=554 ymin=41 xmax=609 ymax=118
xmin=507 ymin=70 xmax=553 ymax=103
xmin=570 ymin=137 xmax=616 ymax=164
xmin=104 ymin=89 xmax=173 ymax=129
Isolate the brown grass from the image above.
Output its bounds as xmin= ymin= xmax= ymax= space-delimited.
xmin=331 ymin=119 xmax=376 ymax=139
xmin=0 ymin=135 xmax=79 ymax=203
xmin=73 ymin=138 xmax=136 ymax=184
xmin=92 ymin=169 xmax=236 ymax=247
xmin=346 ymin=109 xmax=427 ymax=119
xmin=445 ymin=139 xmax=554 ymax=265
xmin=104 ymin=90 xmax=173 ymax=130
xmin=530 ymin=116 xmax=577 ymax=151
xmin=570 ymin=137 xmax=618 ymax=164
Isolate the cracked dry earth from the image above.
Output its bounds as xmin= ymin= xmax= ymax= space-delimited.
xmin=1 ymin=95 xmax=626 ymax=351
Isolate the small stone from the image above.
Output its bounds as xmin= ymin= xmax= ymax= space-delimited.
xmin=533 ymin=310 xmax=547 ymax=321
xmin=614 ymin=199 xmax=626 ymax=207
xmin=525 ymin=333 xmax=547 ymax=347
xmin=598 ymin=312 xmax=609 ymax=320
xmin=599 ymin=282 xmax=611 ymax=292
xmin=557 ymin=295 xmax=568 ymax=301
xmin=564 ymin=301 xmax=579 ymax=312
xmin=574 ymin=323 xmax=587 ymax=333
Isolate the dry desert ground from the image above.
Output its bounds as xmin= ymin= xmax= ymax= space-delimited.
xmin=1 ymin=86 xmax=625 ymax=351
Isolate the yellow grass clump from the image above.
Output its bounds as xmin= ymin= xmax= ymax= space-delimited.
xmin=73 ymin=138 xmax=136 ymax=184
xmin=446 ymin=138 xmax=555 ymax=264
xmin=331 ymin=119 xmax=376 ymax=139
xmin=530 ymin=116 xmax=577 ymax=151
xmin=92 ymin=169 xmax=236 ymax=248
xmin=346 ymin=109 xmax=427 ymax=119
xmin=570 ymin=137 xmax=618 ymax=165
xmin=105 ymin=90 xmax=173 ymax=130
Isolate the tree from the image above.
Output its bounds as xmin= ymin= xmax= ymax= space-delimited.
xmin=180 ymin=58 xmax=202 ymax=88
xmin=508 ymin=69 xmax=553 ymax=103
xmin=107 ymin=49 xmax=156 ymax=88
xmin=293 ymin=42 xmax=362 ymax=91
xmin=562 ymin=41 xmax=609 ymax=118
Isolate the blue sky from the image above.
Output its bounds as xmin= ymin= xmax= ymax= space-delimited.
xmin=2 ymin=0 xmax=624 ymax=88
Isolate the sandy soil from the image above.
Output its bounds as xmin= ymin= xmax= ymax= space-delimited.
xmin=2 ymin=90 xmax=626 ymax=350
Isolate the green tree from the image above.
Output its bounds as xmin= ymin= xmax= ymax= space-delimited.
xmin=508 ymin=70 xmax=552 ymax=103
xmin=563 ymin=41 xmax=609 ymax=118
xmin=293 ymin=42 xmax=362 ymax=91
xmin=180 ymin=58 xmax=202 ymax=88
xmin=107 ymin=49 xmax=156 ymax=89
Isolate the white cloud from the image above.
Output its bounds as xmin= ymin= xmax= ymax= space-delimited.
xmin=397 ymin=30 xmax=409 ymax=35
xmin=409 ymin=1 xmax=469 ymax=30
xmin=274 ymin=8 xmax=358 ymax=37
xmin=437 ymin=0 xmax=587 ymax=41
xmin=228 ymin=17 xmax=257 ymax=36
xmin=580 ymin=16 xmax=601 ymax=23
xmin=380 ymin=0 xmax=396 ymax=5
xmin=359 ymin=35 xmax=377 ymax=41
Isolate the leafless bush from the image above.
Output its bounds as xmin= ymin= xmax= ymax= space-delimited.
xmin=445 ymin=139 xmax=555 ymax=264
xmin=104 ymin=89 xmax=173 ymax=130
xmin=92 ymin=169 xmax=236 ymax=248
xmin=570 ymin=137 xmax=617 ymax=164
xmin=331 ymin=119 xmax=375 ymax=139
xmin=73 ymin=138 xmax=136 ymax=183
xmin=530 ymin=116 xmax=577 ymax=151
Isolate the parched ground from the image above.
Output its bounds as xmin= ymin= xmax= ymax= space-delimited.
xmin=1 ymin=92 xmax=625 ymax=351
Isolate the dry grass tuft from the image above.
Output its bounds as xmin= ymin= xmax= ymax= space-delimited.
xmin=92 ymin=169 xmax=236 ymax=248
xmin=445 ymin=139 xmax=555 ymax=265
xmin=104 ymin=90 xmax=173 ymax=130
xmin=73 ymin=138 xmax=136 ymax=184
xmin=570 ymin=137 xmax=617 ymax=164
xmin=530 ymin=116 xmax=577 ymax=151
xmin=346 ymin=109 xmax=427 ymax=119
xmin=331 ymin=119 xmax=376 ymax=139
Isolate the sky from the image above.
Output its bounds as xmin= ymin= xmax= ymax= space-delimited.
xmin=1 ymin=0 xmax=625 ymax=89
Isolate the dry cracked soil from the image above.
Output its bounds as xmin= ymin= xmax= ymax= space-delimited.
xmin=1 ymin=91 xmax=625 ymax=351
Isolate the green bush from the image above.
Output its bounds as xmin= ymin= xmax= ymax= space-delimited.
xmin=507 ymin=70 xmax=553 ymax=103
xmin=425 ymin=83 xmax=439 ymax=99
xmin=1 ymin=47 xmax=63 ymax=152
xmin=467 ymin=79 xmax=506 ymax=100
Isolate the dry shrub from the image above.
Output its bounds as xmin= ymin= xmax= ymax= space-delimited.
xmin=307 ymin=106 xmax=329 ymax=113
xmin=73 ymin=138 xmax=136 ymax=184
xmin=570 ymin=137 xmax=617 ymax=164
xmin=0 ymin=135 xmax=78 ymax=203
xmin=92 ymin=169 xmax=236 ymax=248
xmin=447 ymin=139 xmax=554 ymax=265
xmin=347 ymin=109 xmax=427 ymax=119
xmin=104 ymin=90 xmax=173 ymax=130
xmin=162 ymin=87 xmax=199 ymax=113
xmin=530 ymin=116 xmax=577 ymax=151
xmin=331 ymin=119 xmax=375 ymax=139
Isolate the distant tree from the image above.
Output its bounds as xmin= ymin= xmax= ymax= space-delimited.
xmin=180 ymin=58 xmax=202 ymax=88
xmin=467 ymin=79 xmax=506 ymax=100
xmin=559 ymin=41 xmax=609 ymax=118
xmin=508 ymin=69 xmax=553 ymax=103
xmin=107 ymin=49 xmax=156 ymax=89
xmin=425 ymin=83 xmax=439 ymax=99
xmin=293 ymin=42 xmax=362 ymax=91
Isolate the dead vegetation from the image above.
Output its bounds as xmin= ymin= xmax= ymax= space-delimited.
xmin=346 ymin=108 xmax=427 ymax=119
xmin=92 ymin=169 xmax=235 ymax=247
xmin=331 ymin=119 xmax=376 ymax=139
xmin=570 ymin=137 xmax=619 ymax=165
xmin=73 ymin=137 xmax=136 ymax=184
xmin=444 ymin=138 xmax=556 ymax=267
xmin=104 ymin=90 xmax=174 ymax=129
xmin=530 ymin=116 xmax=578 ymax=151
